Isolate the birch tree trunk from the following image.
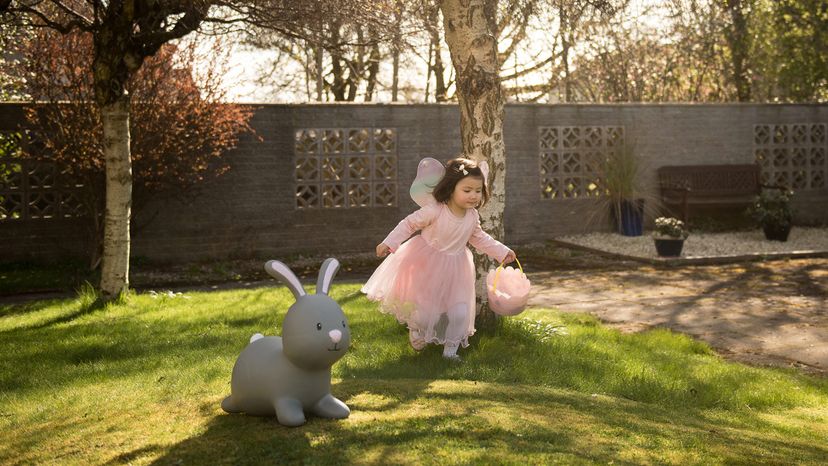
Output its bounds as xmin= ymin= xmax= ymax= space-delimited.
xmin=93 ymin=15 xmax=136 ymax=300
xmin=440 ymin=0 xmax=506 ymax=333
xmin=98 ymin=98 xmax=132 ymax=298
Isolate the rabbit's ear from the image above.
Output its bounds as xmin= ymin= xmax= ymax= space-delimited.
xmin=264 ymin=260 xmax=306 ymax=299
xmin=316 ymin=258 xmax=340 ymax=296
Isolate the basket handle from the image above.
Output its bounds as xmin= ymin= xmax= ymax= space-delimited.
xmin=492 ymin=257 xmax=523 ymax=293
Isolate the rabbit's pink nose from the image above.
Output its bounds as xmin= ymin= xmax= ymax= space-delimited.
xmin=329 ymin=329 xmax=342 ymax=343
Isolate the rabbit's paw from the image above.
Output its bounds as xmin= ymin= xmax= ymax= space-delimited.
xmin=274 ymin=397 xmax=307 ymax=427
xmin=221 ymin=395 xmax=242 ymax=413
xmin=312 ymin=393 xmax=350 ymax=419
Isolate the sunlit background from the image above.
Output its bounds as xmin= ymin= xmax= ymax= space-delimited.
xmin=193 ymin=0 xmax=668 ymax=103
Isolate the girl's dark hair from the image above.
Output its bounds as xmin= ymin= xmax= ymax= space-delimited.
xmin=432 ymin=157 xmax=489 ymax=207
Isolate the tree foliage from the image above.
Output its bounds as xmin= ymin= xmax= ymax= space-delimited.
xmin=1 ymin=0 xmax=356 ymax=297
xmin=224 ymin=0 xmax=828 ymax=103
xmin=0 ymin=21 xmax=29 ymax=100
xmin=19 ymin=29 xmax=255 ymax=268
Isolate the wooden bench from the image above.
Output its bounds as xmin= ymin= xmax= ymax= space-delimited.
xmin=657 ymin=164 xmax=782 ymax=222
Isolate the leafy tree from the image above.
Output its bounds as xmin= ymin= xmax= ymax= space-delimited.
xmin=1 ymin=1 xmax=220 ymax=298
xmin=0 ymin=0 xmax=349 ymax=298
xmin=18 ymin=29 xmax=254 ymax=270
xmin=0 ymin=22 xmax=29 ymax=100
xmin=244 ymin=1 xmax=398 ymax=102
xmin=755 ymin=0 xmax=827 ymax=101
xmin=722 ymin=0 xmax=753 ymax=101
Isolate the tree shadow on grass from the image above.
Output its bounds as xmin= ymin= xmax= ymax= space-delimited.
xmin=0 ymin=297 xmax=70 ymax=318
xmin=137 ymin=379 xmax=828 ymax=465
xmin=0 ymin=295 xmax=108 ymax=333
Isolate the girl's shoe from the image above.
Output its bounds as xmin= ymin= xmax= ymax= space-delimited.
xmin=409 ymin=329 xmax=426 ymax=351
xmin=442 ymin=354 xmax=462 ymax=362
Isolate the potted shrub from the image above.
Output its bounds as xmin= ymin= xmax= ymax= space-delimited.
xmin=652 ymin=216 xmax=689 ymax=257
xmin=599 ymin=144 xmax=649 ymax=236
xmin=748 ymin=188 xmax=794 ymax=241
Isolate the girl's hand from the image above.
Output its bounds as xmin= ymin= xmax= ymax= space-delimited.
xmin=502 ymin=249 xmax=516 ymax=264
xmin=376 ymin=243 xmax=391 ymax=257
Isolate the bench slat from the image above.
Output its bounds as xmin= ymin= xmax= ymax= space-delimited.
xmin=657 ymin=164 xmax=763 ymax=221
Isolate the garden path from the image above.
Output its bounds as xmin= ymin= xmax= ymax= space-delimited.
xmin=527 ymin=258 xmax=828 ymax=375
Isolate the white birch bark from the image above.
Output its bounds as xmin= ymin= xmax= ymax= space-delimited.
xmin=99 ymin=98 xmax=132 ymax=298
xmin=440 ymin=0 xmax=506 ymax=328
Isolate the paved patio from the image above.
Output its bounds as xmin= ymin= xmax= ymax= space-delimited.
xmin=527 ymin=257 xmax=828 ymax=374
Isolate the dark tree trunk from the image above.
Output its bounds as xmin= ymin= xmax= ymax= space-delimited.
xmin=725 ymin=0 xmax=751 ymax=101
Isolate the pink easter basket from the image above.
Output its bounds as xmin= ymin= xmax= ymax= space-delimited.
xmin=486 ymin=258 xmax=531 ymax=316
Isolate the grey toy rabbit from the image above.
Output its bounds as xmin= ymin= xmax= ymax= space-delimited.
xmin=221 ymin=258 xmax=351 ymax=426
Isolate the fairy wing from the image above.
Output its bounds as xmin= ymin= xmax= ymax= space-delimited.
xmin=409 ymin=157 xmax=445 ymax=207
xmin=479 ymin=160 xmax=489 ymax=187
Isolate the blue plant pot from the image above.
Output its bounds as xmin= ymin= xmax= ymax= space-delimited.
xmin=619 ymin=199 xmax=644 ymax=237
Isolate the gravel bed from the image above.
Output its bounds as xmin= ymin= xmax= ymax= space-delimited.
xmin=557 ymin=227 xmax=828 ymax=259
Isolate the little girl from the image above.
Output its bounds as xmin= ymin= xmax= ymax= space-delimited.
xmin=361 ymin=157 xmax=516 ymax=361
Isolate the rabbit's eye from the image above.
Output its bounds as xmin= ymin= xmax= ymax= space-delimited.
xmin=342 ymin=320 xmax=346 ymax=328
xmin=316 ymin=322 xmax=322 ymax=330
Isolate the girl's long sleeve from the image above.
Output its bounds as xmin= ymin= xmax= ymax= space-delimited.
xmin=468 ymin=218 xmax=510 ymax=262
xmin=382 ymin=203 xmax=441 ymax=252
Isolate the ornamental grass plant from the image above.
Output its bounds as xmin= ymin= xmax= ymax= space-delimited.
xmin=587 ymin=143 xmax=661 ymax=235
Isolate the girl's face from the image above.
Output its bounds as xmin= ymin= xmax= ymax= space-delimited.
xmin=450 ymin=176 xmax=484 ymax=210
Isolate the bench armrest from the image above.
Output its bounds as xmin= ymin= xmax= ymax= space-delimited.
xmin=658 ymin=184 xmax=690 ymax=221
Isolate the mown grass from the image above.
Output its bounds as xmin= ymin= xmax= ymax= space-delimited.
xmin=0 ymin=284 xmax=826 ymax=465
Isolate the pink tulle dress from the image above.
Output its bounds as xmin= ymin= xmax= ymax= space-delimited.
xmin=362 ymin=203 xmax=510 ymax=348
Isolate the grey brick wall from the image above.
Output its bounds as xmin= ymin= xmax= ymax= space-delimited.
xmin=1 ymin=102 xmax=826 ymax=263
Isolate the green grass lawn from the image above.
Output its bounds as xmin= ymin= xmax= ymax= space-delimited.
xmin=1 ymin=284 xmax=826 ymax=465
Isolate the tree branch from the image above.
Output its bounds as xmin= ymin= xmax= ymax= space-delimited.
xmin=138 ymin=7 xmax=211 ymax=56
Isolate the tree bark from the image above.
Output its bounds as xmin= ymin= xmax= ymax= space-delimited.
xmin=724 ymin=0 xmax=751 ymax=101
xmin=98 ymin=98 xmax=132 ymax=298
xmin=392 ymin=46 xmax=400 ymax=102
xmin=440 ymin=0 xmax=506 ymax=333
xmin=365 ymin=41 xmax=381 ymax=101
xmin=330 ymin=23 xmax=347 ymax=101
xmin=560 ymin=2 xmax=572 ymax=102
xmin=391 ymin=0 xmax=404 ymax=102
xmin=315 ymin=45 xmax=324 ymax=101
xmin=428 ymin=5 xmax=449 ymax=102
xmin=92 ymin=12 xmax=137 ymax=299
